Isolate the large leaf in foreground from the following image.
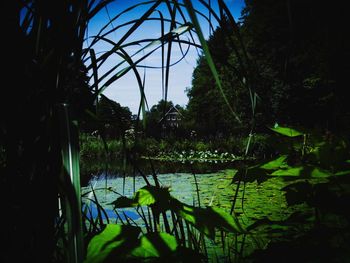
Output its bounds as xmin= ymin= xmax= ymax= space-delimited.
xmin=174 ymin=201 xmax=246 ymax=239
xmin=85 ymin=224 xmax=141 ymax=263
xmin=131 ymin=232 xmax=178 ymax=258
xmin=111 ymin=185 xmax=246 ymax=240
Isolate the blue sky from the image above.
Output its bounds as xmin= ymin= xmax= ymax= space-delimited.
xmin=87 ymin=0 xmax=246 ymax=114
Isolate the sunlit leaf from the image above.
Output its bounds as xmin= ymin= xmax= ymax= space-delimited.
xmin=85 ymin=224 xmax=141 ymax=263
xmin=136 ymin=187 xmax=157 ymax=206
xmin=176 ymin=204 xmax=196 ymax=223
xmin=260 ymin=155 xmax=288 ymax=170
xmin=135 ymin=185 xmax=172 ymax=207
xmin=270 ymin=167 xmax=303 ymax=176
xmin=270 ymin=124 xmax=303 ymax=137
xmin=311 ymin=167 xmax=331 ymax=178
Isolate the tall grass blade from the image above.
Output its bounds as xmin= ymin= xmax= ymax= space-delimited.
xmin=87 ymin=0 xmax=114 ymax=20
xmin=57 ymin=103 xmax=84 ymax=263
xmin=89 ymin=48 xmax=99 ymax=112
xmin=92 ymin=0 xmax=163 ymax=68
xmin=164 ymin=2 xmax=176 ymax=104
xmin=191 ymin=168 xmax=201 ymax=207
xmin=85 ymin=0 xmax=158 ymax=53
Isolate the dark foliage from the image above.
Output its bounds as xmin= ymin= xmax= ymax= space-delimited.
xmin=186 ymin=0 xmax=350 ymax=137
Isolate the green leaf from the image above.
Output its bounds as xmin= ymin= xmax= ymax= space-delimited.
xmin=58 ymin=104 xmax=84 ymax=262
xmin=335 ymin=170 xmax=350 ymax=176
xmin=270 ymin=125 xmax=303 ymax=137
xmin=131 ymin=232 xmax=178 ymax=258
xmin=111 ymin=185 xmax=173 ymax=214
xmin=178 ymin=205 xmax=216 ymax=238
xmin=135 ymin=185 xmax=172 ymax=207
xmin=260 ymin=155 xmax=288 ymax=170
xmin=209 ymin=207 xmax=246 ymax=233
xmin=311 ymin=167 xmax=331 ymax=178
xmin=174 ymin=201 xmax=245 ymax=239
xmin=270 ymin=167 xmax=303 ymax=176
xmin=136 ymin=187 xmax=157 ymax=206
xmin=85 ymin=224 xmax=141 ymax=263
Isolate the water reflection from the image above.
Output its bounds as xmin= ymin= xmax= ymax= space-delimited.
xmin=83 ymin=202 xmax=139 ymax=221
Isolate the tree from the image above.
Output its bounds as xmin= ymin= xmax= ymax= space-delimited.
xmin=187 ymin=0 xmax=350 ymax=136
xmin=186 ymin=18 xmax=250 ymax=138
xmin=241 ymin=0 xmax=350 ymax=130
xmin=97 ymin=95 xmax=132 ymax=140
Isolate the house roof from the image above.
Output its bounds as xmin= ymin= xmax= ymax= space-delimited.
xmin=158 ymin=105 xmax=183 ymax=123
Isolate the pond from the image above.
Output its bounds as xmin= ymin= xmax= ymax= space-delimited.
xmin=80 ymin=157 xmax=247 ymax=186
xmin=81 ymin=160 xmax=329 ymax=261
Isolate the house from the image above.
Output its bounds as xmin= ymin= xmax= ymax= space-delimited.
xmin=159 ymin=106 xmax=183 ymax=134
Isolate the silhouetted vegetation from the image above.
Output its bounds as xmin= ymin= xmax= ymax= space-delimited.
xmin=2 ymin=0 xmax=350 ymax=262
xmin=185 ymin=0 xmax=350 ymax=137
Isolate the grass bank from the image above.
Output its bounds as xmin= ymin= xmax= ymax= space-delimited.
xmin=79 ymin=133 xmax=273 ymax=162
